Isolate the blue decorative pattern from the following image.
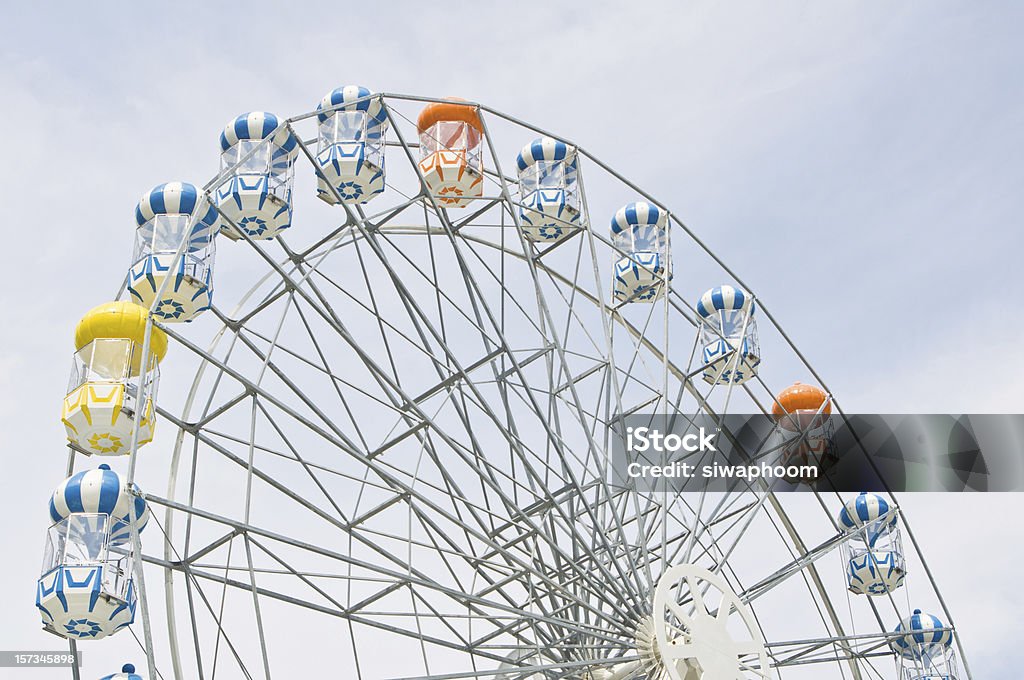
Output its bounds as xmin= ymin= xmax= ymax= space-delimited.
xmin=839 ymin=493 xmax=900 ymax=554
xmin=890 ymin=610 xmax=952 ymax=660
xmin=214 ymin=174 xmax=292 ymax=238
xmin=219 ymin=111 xmax=297 ymax=156
xmin=36 ymin=565 xmax=137 ymax=640
xmin=127 ymin=252 xmax=213 ymax=321
xmin=516 ymin=137 xmax=574 ymax=171
xmin=134 ymin=182 xmax=218 ymax=250
xmin=839 ymin=491 xmax=897 ymax=528
xmin=610 ymin=201 xmax=666 ymax=234
xmin=49 ymin=465 xmax=149 ymax=546
xmin=613 ymin=252 xmax=671 ymax=302
xmin=846 ymin=550 xmax=906 ymax=595
xmin=314 ymin=142 xmax=386 ymax=204
xmin=701 ymin=337 xmax=760 ymax=385
xmin=696 ymin=285 xmax=755 ymax=318
xmin=519 ymin=189 xmax=581 ymax=239
xmin=317 ymin=85 xmax=387 ymax=129
xmin=64 ymin=617 xmax=102 ymax=638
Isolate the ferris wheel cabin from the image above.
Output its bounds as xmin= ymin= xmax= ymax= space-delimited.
xmin=696 ymin=285 xmax=760 ymax=384
xmin=771 ymin=381 xmax=836 ymax=483
xmin=215 ymin=111 xmax=297 ymax=240
xmin=127 ymin=182 xmax=217 ymax=322
xmin=61 ymin=302 xmax=167 ymax=456
xmin=416 ymin=98 xmax=484 ymax=208
xmin=890 ymin=610 xmax=961 ymax=680
xmin=315 ymin=85 xmax=388 ymax=205
xmin=516 ymin=136 xmax=584 ymax=242
xmin=36 ymin=466 xmax=149 ymax=640
xmin=611 ymin=202 xmax=672 ymax=303
xmin=839 ymin=492 xmax=907 ymax=596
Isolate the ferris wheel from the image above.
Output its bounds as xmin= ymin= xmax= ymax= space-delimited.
xmin=36 ymin=89 xmax=972 ymax=680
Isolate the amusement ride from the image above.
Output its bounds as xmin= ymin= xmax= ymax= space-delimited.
xmin=38 ymin=90 xmax=969 ymax=680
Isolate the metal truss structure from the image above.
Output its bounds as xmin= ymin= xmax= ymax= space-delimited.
xmin=59 ymin=93 xmax=970 ymax=680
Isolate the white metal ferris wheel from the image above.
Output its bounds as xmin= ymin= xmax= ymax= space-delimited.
xmin=38 ymin=90 xmax=972 ymax=680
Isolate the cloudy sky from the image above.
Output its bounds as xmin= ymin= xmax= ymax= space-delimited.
xmin=1 ymin=2 xmax=1021 ymax=678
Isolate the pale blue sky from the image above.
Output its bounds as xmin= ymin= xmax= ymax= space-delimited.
xmin=1 ymin=2 xmax=1021 ymax=678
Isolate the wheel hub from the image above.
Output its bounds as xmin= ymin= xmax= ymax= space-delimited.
xmin=651 ymin=564 xmax=771 ymax=680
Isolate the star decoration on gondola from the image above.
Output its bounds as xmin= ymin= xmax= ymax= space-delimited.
xmin=636 ymin=286 xmax=658 ymax=300
xmin=239 ymin=216 xmax=268 ymax=237
xmin=338 ymin=181 xmax=364 ymax=201
xmin=87 ymin=432 xmax=124 ymax=454
xmin=155 ymin=299 xmax=186 ymax=320
xmin=65 ymin=618 xmax=102 ymax=637
xmin=437 ymin=186 xmax=465 ymax=204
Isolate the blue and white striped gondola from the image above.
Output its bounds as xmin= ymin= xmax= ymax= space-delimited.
xmin=215 ymin=111 xmax=298 ymax=240
xmin=696 ymin=285 xmax=760 ymax=385
xmin=48 ymin=465 xmax=150 ymax=546
xmin=128 ymin=182 xmax=218 ymax=322
xmin=890 ymin=610 xmax=960 ymax=680
xmin=839 ymin=492 xmax=898 ymax=545
xmin=839 ymin=492 xmax=907 ymax=596
xmin=99 ymin=664 xmax=146 ymax=680
xmin=890 ymin=610 xmax=953 ymax=660
xmin=315 ymin=86 xmax=388 ymax=205
xmin=516 ymin=136 xmax=584 ymax=242
xmin=695 ymin=285 xmax=755 ymax=318
xmin=611 ymin=202 xmax=671 ymax=303
xmin=36 ymin=466 xmax=147 ymax=640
